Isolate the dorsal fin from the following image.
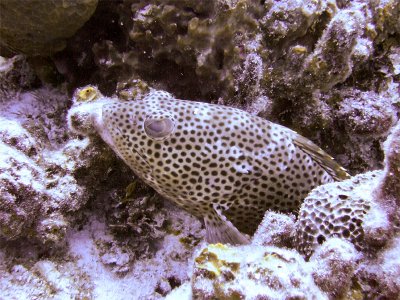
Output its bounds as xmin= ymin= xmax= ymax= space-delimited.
xmin=292 ymin=133 xmax=350 ymax=181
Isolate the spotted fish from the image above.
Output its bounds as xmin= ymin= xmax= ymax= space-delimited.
xmin=68 ymin=87 xmax=350 ymax=245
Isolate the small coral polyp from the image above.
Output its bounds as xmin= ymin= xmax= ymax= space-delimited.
xmin=75 ymin=86 xmax=101 ymax=102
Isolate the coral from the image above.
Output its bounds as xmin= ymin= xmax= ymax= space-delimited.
xmin=0 ymin=132 xmax=89 ymax=244
xmin=192 ymin=243 xmax=327 ymax=299
xmin=120 ymin=0 xmax=260 ymax=101
xmin=333 ymin=87 xmax=398 ymax=172
xmin=0 ymin=141 xmax=46 ymax=240
xmin=0 ymin=86 xmax=89 ymax=244
xmin=260 ymin=0 xmax=331 ymax=45
xmin=0 ymin=0 xmax=98 ymax=56
xmin=295 ymin=171 xmax=385 ymax=257
xmin=367 ymin=121 xmax=400 ymax=245
xmin=1 ymin=1 xmax=400 ymax=299
xmin=371 ymin=0 xmax=400 ymax=42
xmin=0 ymin=56 xmax=38 ymax=98
xmin=252 ymin=211 xmax=296 ymax=248
xmin=0 ymin=259 xmax=93 ymax=299
xmin=301 ymin=6 xmax=364 ymax=91
xmin=356 ymin=236 xmax=400 ymax=299
xmin=309 ymin=238 xmax=360 ymax=299
xmin=0 ymin=117 xmax=39 ymax=157
xmin=376 ymin=121 xmax=400 ymax=205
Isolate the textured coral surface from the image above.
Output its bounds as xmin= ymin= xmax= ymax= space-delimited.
xmin=0 ymin=0 xmax=400 ymax=299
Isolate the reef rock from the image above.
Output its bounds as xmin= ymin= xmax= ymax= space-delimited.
xmin=0 ymin=0 xmax=98 ymax=56
xmin=0 ymin=87 xmax=89 ymax=244
xmin=252 ymin=211 xmax=296 ymax=248
xmin=309 ymin=238 xmax=360 ymax=299
xmin=192 ymin=243 xmax=327 ymax=299
xmin=356 ymin=236 xmax=400 ymax=299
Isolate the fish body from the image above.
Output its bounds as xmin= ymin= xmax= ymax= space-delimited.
xmin=69 ymin=88 xmax=349 ymax=244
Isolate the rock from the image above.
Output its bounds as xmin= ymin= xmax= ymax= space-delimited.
xmin=309 ymin=238 xmax=360 ymax=299
xmin=192 ymin=243 xmax=327 ymax=299
xmin=252 ymin=211 xmax=296 ymax=248
xmin=0 ymin=0 xmax=98 ymax=56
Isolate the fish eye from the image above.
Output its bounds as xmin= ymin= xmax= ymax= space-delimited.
xmin=144 ymin=117 xmax=175 ymax=139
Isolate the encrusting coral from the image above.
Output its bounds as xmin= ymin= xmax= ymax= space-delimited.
xmin=191 ymin=243 xmax=328 ymax=299
xmin=309 ymin=238 xmax=360 ymax=299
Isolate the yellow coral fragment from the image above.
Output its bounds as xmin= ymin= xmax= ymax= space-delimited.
xmin=76 ymin=86 xmax=100 ymax=102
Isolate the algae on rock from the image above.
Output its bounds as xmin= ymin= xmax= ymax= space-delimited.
xmin=0 ymin=0 xmax=98 ymax=56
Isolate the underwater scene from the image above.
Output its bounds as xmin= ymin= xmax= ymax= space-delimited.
xmin=0 ymin=0 xmax=399 ymax=299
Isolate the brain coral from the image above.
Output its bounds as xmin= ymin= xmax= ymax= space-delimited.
xmin=295 ymin=171 xmax=382 ymax=257
xmin=296 ymin=121 xmax=400 ymax=257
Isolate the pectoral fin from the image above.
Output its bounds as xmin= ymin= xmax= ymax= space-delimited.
xmin=204 ymin=204 xmax=250 ymax=245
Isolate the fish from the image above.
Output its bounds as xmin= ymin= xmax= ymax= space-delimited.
xmin=68 ymin=86 xmax=350 ymax=245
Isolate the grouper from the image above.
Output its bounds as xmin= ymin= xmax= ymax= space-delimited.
xmin=68 ymin=86 xmax=349 ymax=245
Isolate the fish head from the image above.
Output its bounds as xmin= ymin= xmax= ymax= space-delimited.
xmin=67 ymin=85 xmax=117 ymax=137
xmin=100 ymin=95 xmax=183 ymax=184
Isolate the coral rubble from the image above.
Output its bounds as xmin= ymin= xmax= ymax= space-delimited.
xmin=192 ymin=243 xmax=328 ymax=299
